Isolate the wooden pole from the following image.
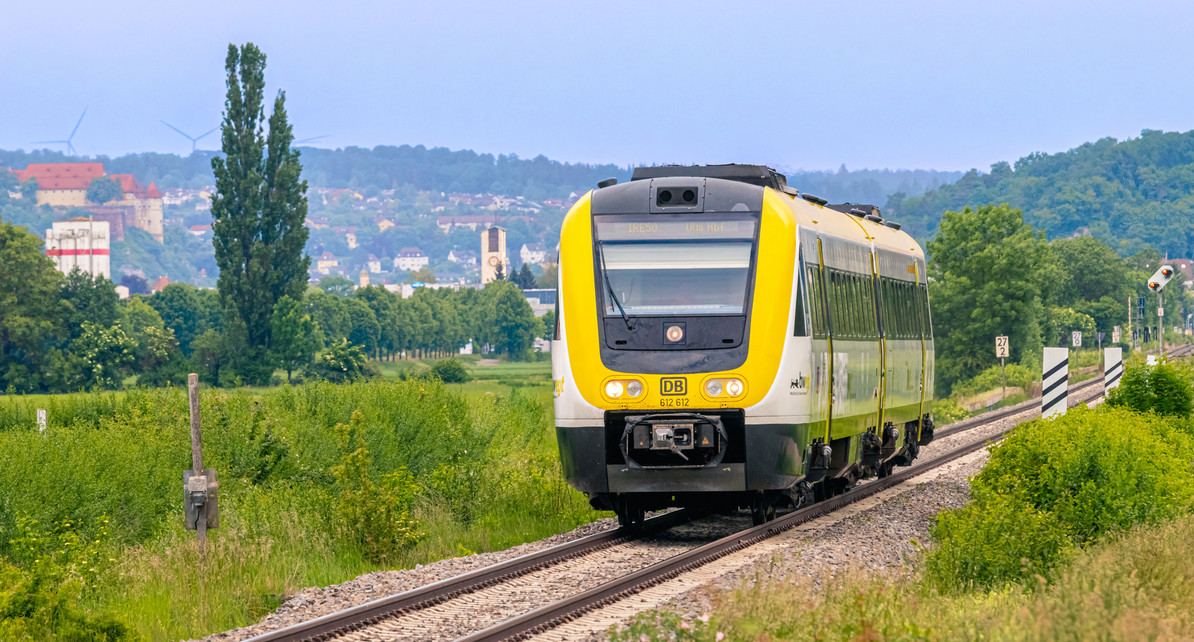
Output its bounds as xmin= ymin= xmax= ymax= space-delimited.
xmin=187 ymin=373 xmax=206 ymax=550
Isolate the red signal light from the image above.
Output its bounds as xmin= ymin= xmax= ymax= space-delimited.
xmin=1149 ymin=281 xmax=1161 ymax=290
xmin=1162 ymin=268 xmax=1174 ymax=277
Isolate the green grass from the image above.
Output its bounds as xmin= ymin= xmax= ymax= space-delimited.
xmin=613 ymin=514 xmax=1194 ymax=642
xmin=612 ymin=388 xmax=1194 ymax=642
xmin=0 ymin=378 xmax=599 ymax=641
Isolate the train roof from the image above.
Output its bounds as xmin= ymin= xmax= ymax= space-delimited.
xmin=631 ymin=164 xmax=789 ymax=191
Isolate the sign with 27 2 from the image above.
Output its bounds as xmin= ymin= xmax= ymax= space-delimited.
xmin=995 ymin=335 xmax=1009 ymax=358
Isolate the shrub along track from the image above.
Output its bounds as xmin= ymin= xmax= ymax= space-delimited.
xmin=245 ymin=373 xmax=1116 ymax=642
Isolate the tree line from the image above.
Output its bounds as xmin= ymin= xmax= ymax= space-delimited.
xmin=927 ymin=203 xmax=1192 ymax=394
xmin=892 ymin=129 xmax=1194 ymax=256
xmin=0 ymin=218 xmax=544 ymax=393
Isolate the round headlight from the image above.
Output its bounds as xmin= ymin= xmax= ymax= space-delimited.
xmin=626 ymin=380 xmax=643 ymax=397
xmin=605 ymin=381 xmax=624 ymax=398
xmin=705 ymin=380 xmax=723 ymax=397
xmin=726 ymin=379 xmax=743 ymax=396
xmin=666 ymin=325 xmax=684 ymax=342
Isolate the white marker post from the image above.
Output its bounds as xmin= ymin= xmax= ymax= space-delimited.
xmin=1042 ymin=347 xmax=1069 ymax=419
xmin=1104 ymin=347 xmax=1123 ymax=391
xmin=36 ymin=409 xmax=46 ymax=433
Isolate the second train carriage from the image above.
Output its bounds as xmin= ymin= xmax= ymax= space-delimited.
xmin=551 ymin=165 xmax=934 ymax=525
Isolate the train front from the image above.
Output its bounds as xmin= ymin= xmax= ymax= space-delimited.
xmin=551 ymin=174 xmax=798 ymax=524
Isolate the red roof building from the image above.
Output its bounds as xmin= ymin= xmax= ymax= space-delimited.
xmin=10 ymin=162 xmax=106 ymax=190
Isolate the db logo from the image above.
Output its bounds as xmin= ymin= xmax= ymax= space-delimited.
xmin=660 ymin=377 xmax=687 ymax=396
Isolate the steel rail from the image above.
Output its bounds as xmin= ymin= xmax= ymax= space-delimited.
xmin=255 ymin=349 xmax=1176 ymax=642
xmin=459 ymin=382 xmax=1112 ymax=642
xmin=245 ymin=509 xmax=699 ymax=642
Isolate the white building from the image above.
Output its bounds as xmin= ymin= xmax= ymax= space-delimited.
xmin=520 ymin=243 xmax=547 ymax=266
xmin=521 ymin=288 xmax=557 ymax=317
xmin=366 ymin=254 xmax=383 ymax=274
xmin=394 ymin=247 xmax=430 ymax=271
xmin=316 ymin=251 xmax=339 ymax=275
xmin=45 ymin=218 xmax=110 ymax=279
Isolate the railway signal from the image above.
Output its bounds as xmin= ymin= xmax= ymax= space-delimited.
xmin=1147 ymin=265 xmax=1175 ymax=355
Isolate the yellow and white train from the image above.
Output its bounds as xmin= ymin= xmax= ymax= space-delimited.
xmin=551 ymin=165 xmax=934 ymax=525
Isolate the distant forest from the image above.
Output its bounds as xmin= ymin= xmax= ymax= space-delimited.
xmin=0 ymin=146 xmax=961 ymax=204
xmin=0 ymin=146 xmax=629 ymax=199
xmin=892 ymin=130 xmax=1194 ymax=256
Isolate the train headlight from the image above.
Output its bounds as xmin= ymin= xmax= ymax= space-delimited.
xmin=701 ymin=376 xmax=747 ymax=400
xmin=602 ymin=378 xmax=646 ymax=402
xmin=666 ymin=325 xmax=684 ymax=342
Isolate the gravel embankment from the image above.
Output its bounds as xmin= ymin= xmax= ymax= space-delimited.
xmin=208 ymin=386 xmax=1101 ymax=641
xmin=204 ymin=518 xmax=619 ymax=641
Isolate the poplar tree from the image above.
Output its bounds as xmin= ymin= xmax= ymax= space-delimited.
xmin=211 ymin=43 xmax=310 ymax=380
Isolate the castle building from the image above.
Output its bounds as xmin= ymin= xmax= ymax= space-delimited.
xmin=10 ymin=163 xmax=165 ymax=242
xmin=481 ymin=226 xmax=508 ymax=284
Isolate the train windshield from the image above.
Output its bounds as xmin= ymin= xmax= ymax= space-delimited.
xmin=595 ymin=218 xmax=757 ymax=316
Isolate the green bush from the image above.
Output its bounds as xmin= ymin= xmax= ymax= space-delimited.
xmin=951 ymin=362 xmax=1037 ymax=398
xmin=1106 ymin=361 xmax=1194 ymax=417
xmin=925 ymin=494 xmax=1072 ymax=590
xmin=0 ymin=379 xmax=597 ymax=639
xmin=926 ymin=405 xmax=1194 ymax=590
xmin=429 ymin=358 xmax=470 ymax=383
xmin=305 ymin=340 xmax=371 ymax=383
xmin=331 ymin=410 xmax=422 ymax=562
xmin=0 ymin=515 xmax=136 ymax=641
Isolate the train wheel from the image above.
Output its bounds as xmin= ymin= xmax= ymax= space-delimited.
xmin=750 ymin=494 xmax=777 ymax=526
xmin=877 ymin=460 xmax=895 ymax=479
xmin=616 ymin=495 xmax=644 ymax=527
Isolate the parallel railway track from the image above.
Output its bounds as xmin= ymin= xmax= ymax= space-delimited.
xmin=249 ymin=350 xmax=1188 ymax=642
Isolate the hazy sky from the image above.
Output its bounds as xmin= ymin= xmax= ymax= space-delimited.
xmin=4 ymin=0 xmax=1194 ymax=172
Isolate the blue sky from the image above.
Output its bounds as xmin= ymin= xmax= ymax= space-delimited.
xmin=3 ymin=0 xmax=1193 ymax=171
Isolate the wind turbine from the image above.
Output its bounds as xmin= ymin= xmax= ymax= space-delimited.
xmin=160 ymin=120 xmax=218 ymax=153
xmin=294 ymin=135 xmax=328 ymax=145
xmin=34 ymin=109 xmax=87 ymax=156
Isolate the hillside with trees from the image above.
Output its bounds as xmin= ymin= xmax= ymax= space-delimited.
xmin=892 ymin=129 xmax=1194 ymax=255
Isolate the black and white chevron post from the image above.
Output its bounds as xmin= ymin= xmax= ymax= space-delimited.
xmin=1104 ymin=347 xmax=1124 ymax=391
xmin=1042 ymin=347 xmax=1069 ymax=419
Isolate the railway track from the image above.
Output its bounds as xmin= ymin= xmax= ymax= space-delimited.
xmin=246 ymin=360 xmax=1160 ymax=642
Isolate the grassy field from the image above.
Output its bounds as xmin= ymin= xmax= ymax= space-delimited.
xmin=0 ymin=361 xmax=598 ymax=641
xmin=611 ymin=362 xmax=1194 ymax=642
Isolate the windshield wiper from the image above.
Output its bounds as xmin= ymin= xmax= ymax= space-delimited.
xmin=598 ymin=241 xmax=636 ymax=331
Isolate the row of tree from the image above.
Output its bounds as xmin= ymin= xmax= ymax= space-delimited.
xmin=927 ymin=202 xmax=1192 ymax=394
xmin=0 ymin=214 xmax=545 ymax=392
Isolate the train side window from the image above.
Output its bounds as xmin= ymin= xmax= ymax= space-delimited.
xmin=807 ymin=267 xmax=824 ymax=338
xmin=919 ymin=284 xmax=933 ymax=339
xmin=855 ymin=275 xmax=865 ymax=338
xmin=905 ymin=282 xmax=915 ymax=339
xmin=793 ymin=262 xmax=808 ymax=337
xmin=552 ymin=289 xmax=561 ymax=340
xmin=897 ymin=281 xmax=909 ymax=339
xmin=869 ymin=272 xmax=878 ymax=336
xmin=835 ymin=269 xmax=845 ymax=338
